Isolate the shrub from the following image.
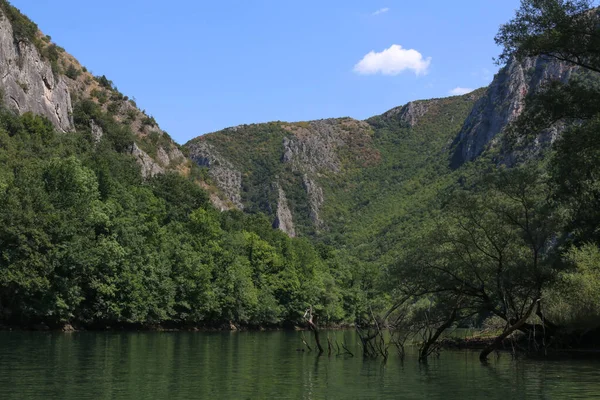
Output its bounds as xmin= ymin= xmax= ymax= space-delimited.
xmin=65 ymin=65 xmax=81 ymax=80
xmin=141 ymin=116 xmax=157 ymax=127
xmin=95 ymin=75 xmax=113 ymax=90
xmin=90 ymin=89 xmax=108 ymax=104
xmin=107 ymin=101 xmax=120 ymax=115
xmin=126 ymin=109 xmax=137 ymax=122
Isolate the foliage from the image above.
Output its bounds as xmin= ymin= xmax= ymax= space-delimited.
xmin=65 ymin=65 xmax=81 ymax=80
xmin=0 ymin=105 xmax=351 ymax=328
xmin=0 ymin=0 xmax=39 ymax=47
xmin=496 ymin=0 xmax=600 ymax=71
xmin=544 ymin=243 xmax=600 ymax=327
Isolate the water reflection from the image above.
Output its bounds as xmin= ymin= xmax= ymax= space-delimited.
xmin=0 ymin=331 xmax=598 ymax=399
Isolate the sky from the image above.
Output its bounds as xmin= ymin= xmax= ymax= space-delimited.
xmin=11 ymin=0 xmax=522 ymax=144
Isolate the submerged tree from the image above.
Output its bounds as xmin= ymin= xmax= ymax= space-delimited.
xmin=386 ymin=166 xmax=562 ymax=360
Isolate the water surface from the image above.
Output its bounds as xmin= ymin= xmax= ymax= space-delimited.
xmin=0 ymin=331 xmax=598 ymax=399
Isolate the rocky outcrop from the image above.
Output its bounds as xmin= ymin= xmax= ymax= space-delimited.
xmin=90 ymin=120 xmax=103 ymax=144
xmin=273 ymin=184 xmax=296 ymax=237
xmin=451 ymin=57 xmax=574 ymax=168
xmin=381 ymin=100 xmax=438 ymax=127
xmin=130 ymin=142 xmax=164 ymax=178
xmin=0 ymin=13 xmax=72 ymax=131
xmin=303 ymin=174 xmax=324 ymax=229
xmin=156 ymin=144 xmax=185 ymax=167
xmin=186 ymin=141 xmax=243 ymax=209
xmin=282 ymin=120 xmax=342 ymax=173
xmin=279 ymin=118 xmax=374 ymax=231
xmin=281 ymin=118 xmax=374 ymax=173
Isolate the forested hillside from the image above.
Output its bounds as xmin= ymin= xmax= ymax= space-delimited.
xmin=0 ymin=1 xmax=358 ymax=329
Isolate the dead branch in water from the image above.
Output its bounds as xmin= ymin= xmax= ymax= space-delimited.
xmin=304 ymin=306 xmax=324 ymax=355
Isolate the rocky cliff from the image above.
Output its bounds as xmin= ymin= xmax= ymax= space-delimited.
xmin=0 ymin=1 xmax=577 ymax=241
xmin=185 ymin=118 xmax=376 ymax=235
xmin=0 ymin=12 xmax=72 ymax=132
xmin=450 ymin=56 xmax=574 ymax=168
xmin=0 ymin=2 xmax=189 ymax=179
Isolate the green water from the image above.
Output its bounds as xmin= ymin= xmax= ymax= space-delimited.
xmin=0 ymin=331 xmax=598 ymax=399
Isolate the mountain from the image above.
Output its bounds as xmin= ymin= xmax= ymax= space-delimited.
xmin=0 ymin=1 xmax=570 ymax=242
xmin=0 ymin=2 xmax=211 ymax=181
xmin=0 ymin=0 xmax=574 ymax=258
xmin=451 ymin=56 xmax=575 ymax=168
xmin=184 ymin=57 xmax=572 ymax=251
xmin=0 ymin=0 xmax=586 ymax=332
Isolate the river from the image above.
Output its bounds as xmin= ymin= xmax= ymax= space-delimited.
xmin=0 ymin=331 xmax=598 ymax=399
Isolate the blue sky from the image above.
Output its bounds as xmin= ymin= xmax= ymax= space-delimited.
xmin=12 ymin=0 xmax=521 ymax=144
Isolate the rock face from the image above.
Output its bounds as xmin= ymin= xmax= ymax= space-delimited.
xmin=302 ymin=174 xmax=324 ymax=229
xmin=451 ymin=57 xmax=574 ymax=168
xmin=0 ymin=14 xmax=72 ymax=131
xmin=186 ymin=118 xmax=376 ymax=235
xmin=130 ymin=143 xmax=164 ymax=178
xmin=90 ymin=120 xmax=103 ymax=144
xmin=281 ymin=118 xmax=375 ymax=230
xmin=186 ymin=141 xmax=244 ymax=209
xmin=273 ymin=184 xmax=296 ymax=237
xmin=381 ymin=100 xmax=438 ymax=127
xmin=282 ymin=119 xmax=363 ymax=173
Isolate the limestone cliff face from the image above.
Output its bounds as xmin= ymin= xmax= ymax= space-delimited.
xmin=186 ymin=141 xmax=243 ymax=209
xmin=186 ymin=118 xmax=376 ymax=235
xmin=273 ymin=184 xmax=296 ymax=237
xmin=279 ymin=118 xmax=374 ymax=229
xmin=380 ymin=99 xmax=439 ymax=127
xmin=281 ymin=118 xmax=374 ymax=172
xmin=302 ymin=174 xmax=324 ymax=230
xmin=0 ymin=14 xmax=72 ymax=131
xmin=451 ymin=57 xmax=574 ymax=167
xmin=0 ymin=5 xmax=190 ymax=180
xmin=129 ymin=143 xmax=165 ymax=178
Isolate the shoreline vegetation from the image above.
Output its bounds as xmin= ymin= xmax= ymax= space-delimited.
xmin=2 ymin=322 xmax=599 ymax=361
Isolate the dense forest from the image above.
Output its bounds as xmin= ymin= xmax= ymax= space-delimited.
xmin=376 ymin=0 xmax=600 ymax=361
xmin=1 ymin=0 xmax=600 ymax=362
xmin=0 ymin=97 xmax=362 ymax=330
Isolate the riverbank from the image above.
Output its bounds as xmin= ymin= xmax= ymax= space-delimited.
xmin=439 ymin=332 xmax=600 ymax=360
xmin=0 ymin=321 xmax=355 ymax=333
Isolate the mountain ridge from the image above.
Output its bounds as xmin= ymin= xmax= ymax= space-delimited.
xmin=0 ymin=0 xmax=573 ymax=241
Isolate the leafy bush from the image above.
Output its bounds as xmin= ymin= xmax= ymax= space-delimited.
xmin=65 ymin=64 xmax=81 ymax=80
xmin=95 ymin=75 xmax=113 ymax=90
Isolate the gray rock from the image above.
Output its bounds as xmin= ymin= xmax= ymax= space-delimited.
xmin=303 ymin=174 xmax=324 ymax=229
xmin=382 ymin=100 xmax=438 ymax=127
xmin=90 ymin=120 xmax=103 ymax=145
xmin=451 ymin=56 xmax=574 ymax=167
xmin=273 ymin=183 xmax=296 ymax=237
xmin=281 ymin=118 xmax=370 ymax=174
xmin=130 ymin=142 xmax=164 ymax=178
xmin=156 ymin=146 xmax=170 ymax=166
xmin=0 ymin=14 xmax=73 ymax=131
xmin=187 ymin=141 xmax=244 ymax=209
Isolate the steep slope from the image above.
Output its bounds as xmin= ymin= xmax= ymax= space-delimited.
xmin=185 ymin=55 xmax=574 ymax=255
xmin=450 ymin=56 xmax=575 ymax=168
xmin=0 ymin=1 xmax=203 ymax=181
xmin=186 ymin=118 xmax=378 ymax=236
xmin=186 ymin=93 xmax=483 ymax=240
xmin=0 ymin=3 xmax=72 ymax=131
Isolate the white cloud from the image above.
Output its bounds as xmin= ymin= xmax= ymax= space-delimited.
xmin=372 ymin=7 xmax=390 ymax=16
xmin=449 ymin=87 xmax=475 ymax=96
xmin=354 ymin=44 xmax=431 ymax=76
